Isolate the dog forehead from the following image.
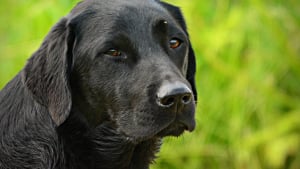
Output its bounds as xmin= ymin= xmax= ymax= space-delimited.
xmin=70 ymin=0 xmax=169 ymax=24
xmin=87 ymin=0 xmax=160 ymax=8
xmin=69 ymin=0 xmax=174 ymax=40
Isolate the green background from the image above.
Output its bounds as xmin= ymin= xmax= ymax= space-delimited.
xmin=0 ymin=0 xmax=300 ymax=169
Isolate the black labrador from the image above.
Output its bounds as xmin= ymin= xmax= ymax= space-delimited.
xmin=0 ymin=0 xmax=197 ymax=168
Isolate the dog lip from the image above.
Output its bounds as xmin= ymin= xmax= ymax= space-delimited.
xmin=156 ymin=122 xmax=189 ymax=137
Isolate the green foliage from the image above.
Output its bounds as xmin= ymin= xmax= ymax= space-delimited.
xmin=0 ymin=0 xmax=299 ymax=169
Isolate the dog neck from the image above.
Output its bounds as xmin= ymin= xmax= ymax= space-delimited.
xmin=57 ymin=109 xmax=162 ymax=169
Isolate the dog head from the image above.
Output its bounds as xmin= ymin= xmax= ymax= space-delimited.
xmin=23 ymin=0 xmax=197 ymax=141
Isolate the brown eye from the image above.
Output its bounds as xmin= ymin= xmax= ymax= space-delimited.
xmin=169 ymin=38 xmax=182 ymax=49
xmin=105 ymin=49 xmax=122 ymax=57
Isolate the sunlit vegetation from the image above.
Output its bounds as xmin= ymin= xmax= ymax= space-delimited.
xmin=0 ymin=0 xmax=299 ymax=169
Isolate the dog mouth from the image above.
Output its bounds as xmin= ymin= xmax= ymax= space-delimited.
xmin=108 ymin=107 xmax=195 ymax=141
xmin=156 ymin=122 xmax=190 ymax=137
xmin=112 ymin=118 xmax=192 ymax=142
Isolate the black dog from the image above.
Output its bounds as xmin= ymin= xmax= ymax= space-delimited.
xmin=0 ymin=0 xmax=197 ymax=168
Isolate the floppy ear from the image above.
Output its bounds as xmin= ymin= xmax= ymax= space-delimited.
xmin=23 ymin=18 xmax=75 ymax=126
xmin=159 ymin=2 xmax=198 ymax=101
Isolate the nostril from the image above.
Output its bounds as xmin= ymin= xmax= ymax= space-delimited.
xmin=181 ymin=93 xmax=192 ymax=104
xmin=158 ymin=96 xmax=175 ymax=107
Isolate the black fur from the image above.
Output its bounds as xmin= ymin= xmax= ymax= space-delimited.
xmin=0 ymin=0 xmax=197 ymax=168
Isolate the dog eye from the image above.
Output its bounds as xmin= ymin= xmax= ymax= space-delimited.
xmin=105 ymin=49 xmax=122 ymax=57
xmin=169 ymin=38 xmax=182 ymax=49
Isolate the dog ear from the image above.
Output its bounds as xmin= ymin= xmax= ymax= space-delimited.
xmin=23 ymin=18 xmax=75 ymax=126
xmin=159 ymin=2 xmax=197 ymax=101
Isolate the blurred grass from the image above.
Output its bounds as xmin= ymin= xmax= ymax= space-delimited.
xmin=0 ymin=0 xmax=300 ymax=169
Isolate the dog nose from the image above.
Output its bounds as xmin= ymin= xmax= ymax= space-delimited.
xmin=156 ymin=82 xmax=192 ymax=108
